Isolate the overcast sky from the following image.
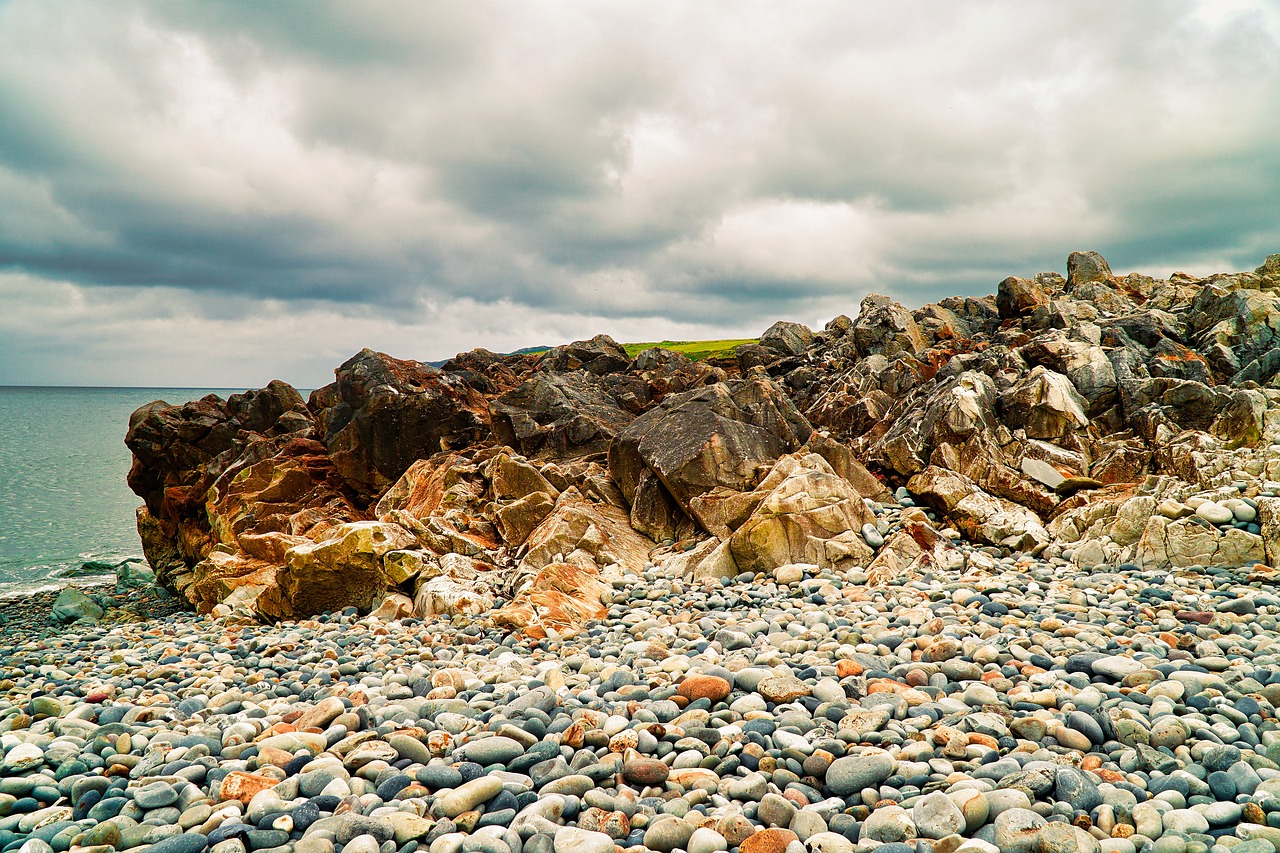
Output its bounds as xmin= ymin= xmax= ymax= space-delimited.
xmin=1 ymin=1 xmax=1278 ymax=388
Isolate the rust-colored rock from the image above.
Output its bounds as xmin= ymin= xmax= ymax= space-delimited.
xmin=739 ymin=828 xmax=798 ymax=853
xmin=677 ymin=675 xmax=732 ymax=703
xmin=218 ymin=771 xmax=280 ymax=805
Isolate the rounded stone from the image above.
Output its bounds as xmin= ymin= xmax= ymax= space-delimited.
xmin=825 ymin=749 xmax=894 ymax=796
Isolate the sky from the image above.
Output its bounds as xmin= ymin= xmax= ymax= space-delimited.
xmin=1 ymin=1 xmax=1279 ymax=389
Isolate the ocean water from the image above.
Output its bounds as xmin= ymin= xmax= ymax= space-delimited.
xmin=0 ymin=386 xmax=236 ymax=595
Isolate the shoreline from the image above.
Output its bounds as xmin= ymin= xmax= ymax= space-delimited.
xmin=3 ymin=547 xmax=1280 ymax=853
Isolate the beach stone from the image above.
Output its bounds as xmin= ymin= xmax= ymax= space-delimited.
xmin=466 ymin=737 xmax=525 ymax=766
xmin=913 ymin=792 xmax=965 ymax=839
xmin=739 ymin=828 xmax=799 ymax=853
xmin=992 ymin=808 xmax=1046 ymax=853
xmin=553 ymin=827 xmax=614 ymax=853
xmin=805 ymin=833 xmax=853 ymax=853
xmin=758 ymin=676 xmax=810 ymax=704
xmin=437 ymin=777 xmax=504 ymax=818
xmin=687 ymin=827 xmax=728 ymax=853
xmin=146 ymin=834 xmax=209 ymax=853
xmin=51 ymin=588 xmax=104 ymax=623
xmin=1195 ymin=502 xmax=1233 ymax=524
xmin=861 ymin=806 xmax=915 ymax=843
xmin=678 ymin=675 xmax=732 ymax=703
xmin=622 ymin=757 xmax=669 ymax=786
xmin=2 ymin=744 xmax=44 ymax=773
xmin=825 ymin=749 xmax=894 ymax=795
xmin=135 ymin=781 xmax=180 ymax=809
xmin=644 ymin=817 xmax=694 ymax=853
xmin=1162 ymin=809 xmax=1209 ymax=835
xmin=1055 ymin=767 xmax=1103 ymax=812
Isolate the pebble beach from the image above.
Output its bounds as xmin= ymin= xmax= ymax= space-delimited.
xmin=6 ymin=529 xmax=1280 ymax=853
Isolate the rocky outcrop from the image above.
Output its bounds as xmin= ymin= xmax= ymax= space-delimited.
xmin=127 ymin=252 xmax=1280 ymax=624
xmin=310 ymin=349 xmax=490 ymax=501
xmin=608 ymin=379 xmax=812 ymax=537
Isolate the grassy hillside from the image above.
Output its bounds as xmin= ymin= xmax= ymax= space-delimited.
xmin=622 ymin=339 xmax=757 ymax=361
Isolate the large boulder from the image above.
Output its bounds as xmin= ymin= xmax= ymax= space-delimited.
xmin=759 ymin=321 xmax=814 ymax=357
xmin=490 ymin=371 xmax=637 ymax=458
xmin=908 ymin=466 xmax=1049 ymax=551
xmin=310 ymin=349 xmax=490 ymax=502
xmin=1066 ymin=251 xmax=1113 ymax=288
xmin=998 ymin=366 xmax=1088 ymax=442
xmin=609 ymin=379 xmax=812 ymax=526
xmin=537 ymin=334 xmax=631 ymax=376
xmin=727 ymin=453 xmax=877 ymax=575
xmin=125 ymin=381 xmax=324 ymax=597
xmin=256 ymin=520 xmax=418 ymax=620
xmin=852 ymin=294 xmax=928 ymax=359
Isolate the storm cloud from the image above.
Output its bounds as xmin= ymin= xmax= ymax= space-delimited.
xmin=1 ymin=0 xmax=1278 ymax=387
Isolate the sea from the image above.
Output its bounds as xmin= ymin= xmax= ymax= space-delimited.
xmin=0 ymin=386 xmax=239 ymax=596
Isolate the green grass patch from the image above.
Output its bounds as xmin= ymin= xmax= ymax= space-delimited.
xmin=621 ymin=339 xmax=758 ymax=361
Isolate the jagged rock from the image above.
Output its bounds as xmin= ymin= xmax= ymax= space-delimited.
xmin=1212 ymin=389 xmax=1268 ymax=447
xmin=490 ymin=371 xmax=636 ymax=458
xmin=538 ymin=334 xmax=631 ymax=376
xmin=515 ymin=487 xmax=652 ymax=581
xmin=998 ymin=366 xmax=1088 ymax=441
xmin=1186 ymin=286 xmax=1280 ymax=384
xmin=723 ymin=453 xmax=877 ymax=575
xmin=413 ymin=553 xmax=498 ymax=619
xmin=852 ymin=294 xmax=927 ymax=359
xmin=311 ymin=349 xmax=489 ymax=501
xmin=1018 ymin=332 xmax=1117 ymax=414
xmin=759 ymin=321 xmax=814 ymax=357
xmin=256 ymin=521 xmax=417 ymax=619
xmin=609 ymin=379 xmax=812 ymax=525
xmin=997 ymin=277 xmax=1051 ymax=319
xmin=737 ymin=343 xmax=784 ymax=373
xmin=871 ymin=370 xmax=1001 ymax=478
xmin=908 ymin=466 xmax=1049 ymax=551
xmin=495 ymin=492 xmax=557 ymax=547
xmin=1066 ymin=250 xmax=1113 ymax=287
xmin=491 ymin=562 xmax=613 ymax=639
xmin=1134 ymin=516 xmax=1265 ymax=569
xmin=865 ymin=510 xmax=965 ymax=585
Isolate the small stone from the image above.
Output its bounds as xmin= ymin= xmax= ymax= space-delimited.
xmin=825 ymin=749 xmax=894 ymax=796
xmin=992 ymin=808 xmax=1046 ymax=853
xmin=644 ymin=818 xmax=694 ymax=853
xmin=553 ymin=827 xmax=614 ymax=853
xmin=739 ymin=828 xmax=799 ymax=853
xmin=758 ymin=675 xmax=811 ymax=704
xmin=677 ymin=675 xmax=732 ymax=703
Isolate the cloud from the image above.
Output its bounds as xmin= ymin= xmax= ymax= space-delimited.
xmin=0 ymin=0 xmax=1278 ymax=386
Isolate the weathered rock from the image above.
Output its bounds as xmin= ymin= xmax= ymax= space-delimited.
xmin=609 ymin=379 xmax=812 ymax=523
xmin=759 ymin=321 xmax=814 ymax=357
xmin=852 ymin=294 xmax=928 ymax=359
xmin=311 ymin=349 xmax=489 ymax=500
xmin=491 ymin=370 xmax=637 ymax=458
xmin=716 ymin=454 xmax=876 ymax=576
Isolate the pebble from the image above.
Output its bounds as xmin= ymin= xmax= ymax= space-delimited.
xmin=5 ymin=534 xmax=1280 ymax=853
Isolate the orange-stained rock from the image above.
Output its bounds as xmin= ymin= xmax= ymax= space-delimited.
xmin=739 ymin=828 xmax=798 ymax=853
xmin=219 ymin=771 xmax=280 ymax=804
xmin=677 ymin=675 xmax=732 ymax=703
xmin=836 ymin=660 xmax=863 ymax=677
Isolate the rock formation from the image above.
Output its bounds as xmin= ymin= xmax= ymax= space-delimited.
xmin=126 ymin=253 xmax=1280 ymax=631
